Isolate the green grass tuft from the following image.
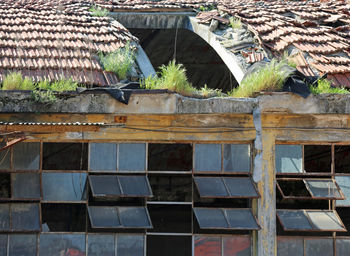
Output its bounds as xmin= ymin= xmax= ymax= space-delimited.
xmin=200 ymin=84 xmax=222 ymax=98
xmin=2 ymin=72 xmax=23 ymax=90
xmin=89 ymin=5 xmax=109 ymax=17
xmin=99 ymin=42 xmax=136 ymax=80
xmin=50 ymin=78 xmax=78 ymax=92
xmin=229 ymin=17 xmax=242 ymax=29
xmin=310 ymin=79 xmax=350 ymax=94
xmin=229 ymin=60 xmax=288 ymax=98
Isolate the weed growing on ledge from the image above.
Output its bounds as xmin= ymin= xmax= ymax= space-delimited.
xmin=99 ymin=42 xmax=136 ymax=80
xmin=229 ymin=17 xmax=242 ymax=29
xmin=2 ymin=72 xmax=35 ymax=90
xmin=199 ymin=5 xmax=215 ymax=12
xmin=89 ymin=5 xmax=109 ymax=17
xmin=229 ymin=60 xmax=288 ymax=98
xmin=310 ymin=79 xmax=350 ymax=94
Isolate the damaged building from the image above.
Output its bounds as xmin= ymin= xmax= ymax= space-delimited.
xmin=0 ymin=0 xmax=350 ymax=256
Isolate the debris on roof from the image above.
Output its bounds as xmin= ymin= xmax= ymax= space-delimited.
xmin=0 ymin=0 xmax=138 ymax=86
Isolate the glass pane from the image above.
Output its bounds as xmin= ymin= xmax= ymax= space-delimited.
xmin=12 ymin=173 xmax=40 ymax=199
xmin=89 ymin=175 xmax=121 ymax=197
xmin=88 ymin=234 xmax=115 ymax=256
xmin=39 ymin=234 xmax=85 ymax=256
xmin=223 ymin=236 xmax=251 ymax=256
xmin=119 ymin=143 xmax=146 ymax=172
xmin=194 ymin=236 xmax=221 ymax=256
xmin=195 ymin=144 xmax=221 ymax=172
xmin=307 ymin=210 xmax=345 ymax=231
xmin=117 ymin=235 xmax=144 ymax=256
xmin=224 ymin=144 xmax=250 ymax=173
xmin=305 ymin=238 xmax=333 ymax=256
xmin=0 ymin=148 xmax=11 ymax=169
xmin=277 ymin=210 xmax=313 ymax=230
xmin=43 ymin=143 xmax=88 ymax=170
xmin=275 ymin=145 xmax=302 ymax=173
xmin=194 ymin=177 xmax=228 ymax=197
xmin=335 ymin=176 xmax=350 ymax=206
xmin=277 ymin=237 xmax=303 ymax=256
xmin=0 ymin=204 xmax=9 ymax=230
xmin=88 ymin=206 xmax=120 ymax=228
xmin=118 ymin=207 xmax=152 ymax=228
xmin=9 ymin=234 xmax=37 ymax=256
xmin=148 ymin=143 xmax=192 ymax=171
xmin=224 ymin=177 xmax=258 ymax=197
xmin=89 ymin=143 xmax=117 ymax=171
xmin=336 ymin=238 xmax=350 ymax=256
xmin=194 ymin=208 xmax=228 ymax=229
xmin=118 ymin=175 xmax=152 ymax=196
xmin=42 ymin=172 xmax=87 ymax=201
xmin=11 ymin=203 xmax=40 ymax=231
xmin=13 ymin=142 xmax=40 ymax=170
xmin=305 ymin=179 xmax=341 ymax=198
xmin=0 ymin=234 xmax=6 ymax=256
xmin=225 ymin=209 xmax=259 ymax=230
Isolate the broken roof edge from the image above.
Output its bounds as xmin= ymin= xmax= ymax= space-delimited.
xmin=1 ymin=90 xmax=350 ymax=115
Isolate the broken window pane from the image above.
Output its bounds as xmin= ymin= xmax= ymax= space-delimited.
xmin=335 ymin=176 xmax=350 ymax=206
xmin=43 ymin=143 xmax=88 ymax=170
xmin=0 ymin=148 xmax=11 ymax=170
xmin=9 ymin=234 xmax=37 ymax=256
xmin=335 ymin=146 xmax=350 ymax=173
xmin=42 ymin=204 xmax=86 ymax=232
xmin=0 ymin=204 xmax=9 ymax=230
xmin=224 ymin=177 xmax=258 ymax=198
xmin=305 ymin=179 xmax=342 ymax=199
xmin=89 ymin=143 xmax=117 ymax=171
xmin=148 ymin=175 xmax=192 ymax=202
xmin=118 ymin=175 xmax=152 ymax=197
xmin=11 ymin=203 xmax=40 ymax=231
xmin=195 ymin=144 xmax=221 ymax=172
xmin=12 ymin=173 xmax=40 ymax=199
xmin=117 ymin=235 xmax=144 ymax=256
xmin=89 ymin=175 xmax=121 ymax=197
xmin=194 ymin=177 xmax=228 ymax=197
xmin=275 ymin=145 xmax=302 ymax=173
xmin=0 ymin=173 xmax=10 ymax=198
xmin=194 ymin=208 xmax=229 ymax=229
xmin=277 ymin=210 xmax=313 ymax=231
xmin=118 ymin=207 xmax=152 ymax=228
xmin=148 ymin=143 xmax=192 ymax=171
xmin=225 ymin=209 xmax=259 ymax=230
xmin=13 ymin=142 xmax=40 ymax=170
xmin=194 ymin=236 xmax=221 ymax=256
xmin=88 ymin=234 xmax=115 ymax=256
xmin=223 ymin=144 xmax=250 ymax=173
xmin=277 ymin=179 xmax=311 ymax=198
xmin=223 ymin=236 xmax=251 ymax=256
xmin=39 ymin=234 xmax=85 ymax=256
xmin=42 ymin=172 xmax=87 ymax=201
xmin=308 ymin=211 xmax=345 ymax=231
xmin=148 ymin=204 xmax=191 ymax=233
xmin=0 ymin=234 xmax=6 ymax=256
xmin=147 ymin=235 xmax=191 ymax=256
xmin=277 ymin=237 xmax=303 ymax=256
xmin=305 ymin=238 xmax=333 ymax=256
xmin=88 ymin=206 xmax=121 ymax=228
xmin=119 ymin=143 xmax=146 ymax=172
xmin=304 ymin=145 xmax=331 ymax=173
xmin=336 ymin=238 xmax=350 ymax=256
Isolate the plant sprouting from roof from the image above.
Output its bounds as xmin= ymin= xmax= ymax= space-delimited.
xmin=310 ymin=79 xmax=350 ymax=94
xmin=99 ymin=42 xmax=136 ymax=80
xmin=89 ymin=5 xmax=109 ymax=17
xmin=199 ymin=5 xmax=215 ymax=12
xmin=229 ymin=59 xmax=288 ymax=98
xmin=229 ymin=17 xmax=242 ymax=30
xmin=2 ymin=72 xmax=24 ymax=90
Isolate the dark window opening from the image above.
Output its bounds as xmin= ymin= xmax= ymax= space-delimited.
xmin=130 ymin=28 xmax=238 ymax=92
xmin=336 ymin=208 xmax=350 ymax=236
xmin=147 ymin=204 xmax=191 ymax=233
xmin=43 ymin=143 xmax=88 ymax=170
xmin=41 ymin=203 xmax=86 ymax=232
xmin=148 ymin=143 xmax=192 ymax=172
xmin=148 ymin=174 xmax=192 ymax=202
xmin=304 ymin=145 xmax=331 ymax=173
xmin=335 ymin=145 xmax=350 ymax=173
xmin=0 ymin=173 xmax=10 ymax=198
xmin=147 ymin=235 xmax=191 ymax=256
